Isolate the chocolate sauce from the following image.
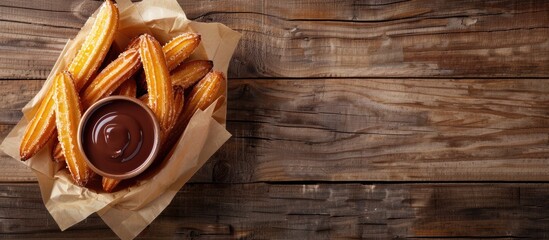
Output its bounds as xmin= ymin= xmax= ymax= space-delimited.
xmin=81 ymin=100 xmax=155 ymax=175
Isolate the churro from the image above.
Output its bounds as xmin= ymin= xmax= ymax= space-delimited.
xmin=52 ymin=141 xmax=64 ymax=162
xmin=81 ymin=46 xmax=141 ymax=109
xmin=139 ymin=34 xmax=173 ymax=132
xmin=163 ymin=33 xmax=201 ymax=70
xmin=180 ymin=71 xmax=225 ymax=127
xmin=19 ymin=86 xmax=57 ymax=160
xmin=116 ymin=78 xmax=137 ymax=97
xmin=137 ymin=33 xmax=201 ymax=93
xmin=102 ymin=177 xmax=120 ymax=193
xmin=159 ymin=71 xmax=224 ymax=162
xmin=68 ymin=0 xmax=119 ymax=89
xmin=167 ymin=86 xmax=185 ymax=133
xmin=54 ymin=71 xmax=92 ymax=186
xmin=171 ymin=60 xmax=213 ymax=89
xmin=19 ymin=0 xmax=118 ymax=160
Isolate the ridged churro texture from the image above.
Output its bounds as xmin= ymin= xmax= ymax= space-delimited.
xmin=163 ymin=33 xmax=201 ymax=70
xmin=81 ymin=46 xmax=141 ymax=109
xmin=168 ymin=86 xmax=185 ymax=133
xmin=19 ymin=86 xmax=57 ymax=160
xmin=140 ymin=34 xmax=173 ymax=132
xmin=159 ymin=71 xmax=225 ymax=161
xmin=68 ymin=0 xmax=119 ymax=89
xmin=180 ymin=71 xmax=225 ymax=127
xmin=102 ymin=177 xmax=120 ymax=193
xmin=19 ymin=0 xmax=119 ymax=160
xmin=117 ymin=78 xmax=137 ymax=97
xmin=171 ymin=60 xmax=213 ymax=89
xmin=137 ymin=33 xmax=201 ymax=93
xmin=52 ymin=141 xmax=64 ymax=162
xmin=54 ymin=71 xmax=92 ymax=186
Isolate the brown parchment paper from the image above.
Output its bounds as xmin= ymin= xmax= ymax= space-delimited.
xmin=0 ymin=0 xmax=240 ymax=239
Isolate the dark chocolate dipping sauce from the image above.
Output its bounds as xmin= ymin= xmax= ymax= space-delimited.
xmin=81 ymin=100 xmax=156 ymax=175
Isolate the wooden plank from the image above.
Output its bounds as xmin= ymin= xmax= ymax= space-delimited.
xmin=216 ymin=78 xmax=549 ymax=182
xmin=0 ymin=0 xmax=548 ymax=79
xmin=1 ymin=182 xmax=549 ymax=238
xmin=0 ymin=80 xmax=44 ymax=124
xmin=7 ymin=0 xmax=548 ymax=22
xmin=178 ymin=0 xmax=549 ymax=21
xmin=0 ymin=125 xmax=34 ymax=182
xmin=194 ymin=3 xmax=549 ymax=78
xmin=0 ymin=80 xmax=41 ymax=181
xmin=2 ymin=79 xmax=549 ymax=182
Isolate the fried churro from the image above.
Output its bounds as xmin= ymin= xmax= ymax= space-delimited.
xmin=116 ymin=78 xmax=137 ymax=97
xmin=180 ymin=71 xmax=225 ymax=127
xmin=139 ymin=34 xmax=173 ymax=132
xmin=137 ymin=33 xmax=201 ymax=94
xmin=54 ymin=71 xmax=92 ymax=186
xmin=68 ymin=0 xmax=119 ymax=89
xmin=19 ymin=86 xmax=57 ymax=160
xmin=171 ymin=60 xmax=213 ymax=89
xmin=52 ymin=141 xmax=64 ymax=162
xmin=102 ymin=177 xmax=120 ymax=193
xmin=158 ymin=71 xmax=224 ymax=162
xmin=20 ymin=0 xmax=118 ymax=160
xmin=81 ymin=46 xmax=141 ymax=109
xmin=163 ymin=33 xmax=201 ymax=70
xmin=165 ymin=86 xmax=185 ymax=134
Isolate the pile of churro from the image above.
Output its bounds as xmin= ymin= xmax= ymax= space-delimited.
xmin=19 ymin=0 xmax=225 ymax=192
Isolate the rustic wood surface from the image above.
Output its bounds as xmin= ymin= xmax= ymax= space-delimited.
xmin=4 ymin=183 xmax=549 ymax=239
xmin=1 ymin=0 xmax=549 ymax=79
xmin=1 ymin=0 xmax=549 ymax=238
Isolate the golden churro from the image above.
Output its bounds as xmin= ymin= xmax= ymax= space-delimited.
xmin=158 ymin=71 xmax=224 ymax=162
xmin=163 ymin=33 xmax=201 ymax=70
xmin=180 ymin=71 xmax=225 ymax=127
xmin=166 ymin=86 xmax=185 ymax=134
xmin=68 ymin=0 xmax=119 ymax=89
xmin=171 ymin=60 xmax=213 ymax=89
xmin=54 ymin=71 xmax=92 ymax=186
xmin=137 ymin=33 xmax=201 ymax=93
xmin=52 ymin=141 xmax=64 ymax=162
xmin=20 ymin=0 xmax=119 ymax=160
xmin=81 ymin=46 xmax=141 ymax=109
xmin=19 ymin=87 xmax=57 ymax=160
xmin=116 ymin=78 xmax=137 ymax=97
xmin=140 ymin=34 xmax=173 ymax=132
xmin=102 ymin=177 xmax=120 ymax=193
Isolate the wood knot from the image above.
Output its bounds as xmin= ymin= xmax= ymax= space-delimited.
xmin=213 ymin=161 xmax=231 ymax=182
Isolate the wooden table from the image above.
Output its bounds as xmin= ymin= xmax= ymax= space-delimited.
xmin=2 ymin=0 xmax=549 ymax=238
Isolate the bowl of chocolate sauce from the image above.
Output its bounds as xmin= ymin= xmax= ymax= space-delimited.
xmin=78 ymin=96 xmax=161 ymax=180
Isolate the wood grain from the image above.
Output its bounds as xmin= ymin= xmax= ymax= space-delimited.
xmin=1 ymin=0 xmax=549 ymax=237
xmin=199 ymin=5 xmax=549 ymax=78
xmin=178 ymin=0 xmax=549 ymax=21
xmin=2 ymin=182 xmax=549 ymax=239
xmin=2 ymin=79 xmax=549 ymax=182
xmin=0 ymin=0 xmax=548 ymax=79
xmin=0 ymin=125 xmax=34 ymax=182
xmin=216 ymin=78 xmax=549 ymax=182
